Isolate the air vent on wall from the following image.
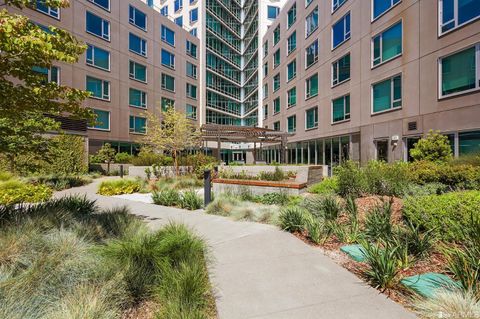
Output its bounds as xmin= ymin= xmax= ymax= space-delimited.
xmin=408 ymin=121 xmax=417 ymax=131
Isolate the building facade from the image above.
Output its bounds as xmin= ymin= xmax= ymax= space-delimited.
xmin=261 ymin=0 xmax=480 ymax=166
xmin=11 ymin=0 xmax=200 ymax=154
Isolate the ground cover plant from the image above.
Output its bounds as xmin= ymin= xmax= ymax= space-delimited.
xmin=97 ymin=179 xmax=142 ymax=196
xmin=218 ymin=166 xmax=296 ymax=182
xmin=0 ymin=175 xmax=52 ymax=205
xmin=0 ymin=195 xmax=216 ymax=319
xmin=152 ymin=188 xmax=203 ymax=211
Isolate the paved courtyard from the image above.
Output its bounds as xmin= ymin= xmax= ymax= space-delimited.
xmin=57 ymin=178 xmax=416 ymax=319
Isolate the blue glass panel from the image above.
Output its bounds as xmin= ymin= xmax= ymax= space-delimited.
xmin=86 ymin=12 xmax=102 ymax=37
xmin=458 ymin=0 xmax=480 ymax=25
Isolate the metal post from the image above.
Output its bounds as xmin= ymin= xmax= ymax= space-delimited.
xmin=204 ymin=169 xmax=212 ymax=207
xmin=119 ymin=165 xmax=124 ymax=178
xmin=253 ymin=142 xmax=257 ymax=164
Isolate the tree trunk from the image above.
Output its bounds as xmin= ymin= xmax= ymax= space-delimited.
xmin=174 ymin=150 xmax=179 ymax=176
xmin=8 ymin=154 xmax=15 ymax=174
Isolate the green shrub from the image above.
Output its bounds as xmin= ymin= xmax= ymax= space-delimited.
xmin=26 ymin=175 xmax=92 ymax=191
xmin=403 ymin=191 xmax=480 ymax=242
xmin=410 ymin=130 xmax=453 ymax=163
xmin=179 ymin=153 xmax=219 ymax=180
xmin=278 ymin=207 xmax=310 ymax=233
xmin=301 ymin=195 xmax=341 ymax=221
xmin=402 ymin=182 xmax=449 ymax=197
xmin=363 ymin=161 xmax=411 ymax=197
xmin=408 ymin=161 xmax=480 ymax=190
xmin=152 ymin=188 xmax=181 ymax=207
xmin=179 ymin=190 xmax=203 ymax=210
xmin=0 ymin=171 xmax=13 ymax=182
xmin=259 ymin=167 xmax=288 ymax=181
xmin=0 ymin=180 xmax=52 ymax=205
xmin=114 ymin=152 xmax=133 ymax=164
xmin=450 ymin=153 xmax=480 ymax=167
xmin=172 ymin=176 xmax=203 ymax=190
xmin=253 ymin=192 xmax=291 ymax=205
xmin=130 ymin=148 xmax=164 ymax=166
xmin=361 ymin=241 xmax=400 ymax=291
xmin=364 ymin=200 xmax=393 ymax=242
xmin=334 ymin=160 xmax=367 ymax=197
xmin=97 ymin=179 xmax=141 ymax=196
xmin=308 ymin=177 xmax=339 ymax=195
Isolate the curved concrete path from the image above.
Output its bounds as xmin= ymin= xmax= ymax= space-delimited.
xmin=57 ymin=178 xmax=415 ymax=319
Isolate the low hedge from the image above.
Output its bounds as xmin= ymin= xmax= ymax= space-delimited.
xmin=408 ymin=161 xmax=480 ymax=190
xmin=0 ymin=180 xmax=52 ymax=205
xmin=97 ymin=179 xmax=141 ymax=196
xmin=403 ymin=190 xmax=480 ymax=242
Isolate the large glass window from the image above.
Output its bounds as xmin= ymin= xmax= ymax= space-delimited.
xmin=263 ymin=41 xmax=269 ymax=58
xmin=186 ymin=62 xmax=197 ymax=79
xmin=86 ymin=11 xmax=110 ymax=40
xmin=268 ymin=6 xmax=280 ymax=19
xmin=86 ymin=76 xmax=109 ymax=100
xmin=175 ymin=16 xmax=183 ymax=27
xmin=161 ymin=73 xmax=175 ymax=91
xmin=273 ymin=73 xmax=280 ymax=91
xmin=372 ymin=0 xmax=401 ymax=20
xmin=161 ymin=25 xmax=175 ymax=46
xmin=190 ymin=8 xmax=198 ymax=23
xmin=305 ymin=73 xmax=318 ymax=99
xmin=86 ymin=44 xmax=110 ymax=70
xmin=161 ymin=97 xmax=175 ymax=111
xmin=287 ymin=87 xmax=297 ymax=107
xmin=459 ymin=131 xmax=480 ymax=155
xmin=129 ymin=60 xmax=147 ymax=82
xmin=332 ymin=53 xmax=350 ymax=86
xmin=305 ymin=39 xmax=319 ymax=68
xmin=439 ymin=0 xmax=480 ymax=34
xmin=89 ymin=109 xmax=110 ymax=130
xmin=186 ymin=41 xmax=197 ymax=58
xmin=263 ymin=84 xmax=268 ymax=99
xmin=332 ymin=95 xmax=350 ymax=122
xmin=273 ymin=121 xmax=280 ymax=131
xmin=186 ymin=104 xmax=197 ymax=120
xmin=288 ymin=3 xmax=297 ymax=28
xmin=160 ymin=5 xmax=168 ymax=16
xmin=305 ymin=6 xmax=319 ymax=37
xmin=33 ymin=66 xmax=59 ymax=84
xmin=88 ymin=0 xmax=110 ymax=11
xmin=440 ymin=45 xmax=479 ymax=97
xmin=372 ymin=21 xmax=402 ymax=66
xmin=129 ymin=5 xmax=147 ymax=31
xmin=287 ymin=32 xmax=297 ymax=54
xmin=332 ymin=0 xmax=347 ymax=12
xmin=306 ymin=107 xmax=318 ymax=129
xmin=129 ymin=33 xmax=147 ymax=57
xmin=287 ymin=60 xmax=297 ymax=81
xmin=287 ymin=115 xmax=297 ymax=133
xmin=129 ymin=116 xmax=146 ymax=134
xmin=264 ymin=62 xmax=268 ymax=77
xmin=264 ymin=104 xmax=268 ymax=119
xmin=174 ymin=0 xmax=183 ymax=11
xmin=372 ymin=74 xmax=402 ymax=113
xmin=186 ymin=83 xmax=197 ymax=99
xmin=273 ymin=26 xmax=281 ymax=46
xmin=273 ymin=97 xmax=280 ymax=114
xmin=161 ymin=49 xmax=175 ymax=68
xmin=332 ymin=12 xmax=350 ymax=49
xmin=129 ymin=88 xmax=147 ymax=108
xmin=36 ymin=0 xmax=59 ymax=18
xmin=274 ymin=49 xmax=281 ymax=68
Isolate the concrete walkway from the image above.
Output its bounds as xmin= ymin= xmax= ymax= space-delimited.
xmin=56 ymin=178 xmax=415 ymax=319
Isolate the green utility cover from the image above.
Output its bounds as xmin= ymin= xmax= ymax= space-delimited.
xmin=401 ymin=273 xmax=459 ymax=298
xmin=340 ymin=244 xmax=367 ymax=262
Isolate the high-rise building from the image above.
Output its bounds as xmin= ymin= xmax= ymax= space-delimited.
xmin=261 ymin=0 xmax=480 ymax=166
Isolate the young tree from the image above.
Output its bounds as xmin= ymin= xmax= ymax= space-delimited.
xmin=143 ymin=108 xmax=201 ymax=175
xmin=96 ymin=143 xmax=116 ymax=174
xmin=0 ymin=0 xmax=92 ymax=170
xmin=410 ymin=130 xmax=453 ymax=163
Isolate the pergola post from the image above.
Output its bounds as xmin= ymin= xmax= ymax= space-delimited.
xmin=217 ymin=137 xmax=221 ymax=161
xmin=280 ymin=136 xmax=287 ymax=164
xmin=253 ymin=142 xmax=257 ymax=164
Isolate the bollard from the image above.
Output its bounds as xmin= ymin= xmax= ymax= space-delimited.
xmin=120 ymin=165 xmax=124 ymax=178
xmin=204 ymin=169 xmax=211 ymax=206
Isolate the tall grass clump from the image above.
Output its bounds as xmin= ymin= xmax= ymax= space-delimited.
xmin=301 ymin=195 xmax=341 ymax=221
xmin=179 ymin=190 xmax=203 ymax=210
xmin=413 ymin=289 xmax=480 ymax=319
xmin=361 ymin=241 xmax=400 ymax=291
xmin=279 ymin=206 xmax=310 ymax=233
xmin=364 ymin=200 xmax=394 ymax=242
xmin=152 ymin=188 xmax=181 ymax=207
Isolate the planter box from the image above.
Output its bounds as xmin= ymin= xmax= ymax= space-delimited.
xmin=128 ymin=165 xmax=193 ymax=179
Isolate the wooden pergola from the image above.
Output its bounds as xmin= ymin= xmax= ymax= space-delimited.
xmin=200 ymin=124 xmax=292 ymax=163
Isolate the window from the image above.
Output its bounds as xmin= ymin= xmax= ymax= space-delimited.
xmin=332 ymin=0 xmax=347 ymax=12
xmin=263 ymin=84 xmax=269 ymax=99
xmin=86 ymin=76 xmax=109 ymax=100
xmin=190 ymin=28 xmax=197 ymax=37
xmin=305 ymin=7 xmax=319 ymax=37
xmin=287 ymin=60 xmax=297 ymax=81
xmin=36 ymin=1 xmax=59 ymax=18
xmin=440 ymin=0 xmax=480 ymax=34
xmin=86 ymin=11 xmax=110 ymax=40
xmin=264 ymin=104 xmax=268 ymax=119
xmin=186 ymin=104 xmax=197 ymax=119
xmin=332 ymin=95 xmax=350 ymax=122
xmin=273 ymin=97 xmax=280 ymax=114
xmin=373 ymin=0 xmax=401 ymax=20
xmin=264 ymin=62 xmax=268 ymax=77
xmin=161 ymin=97 xmax=175 ymax=111
xmin=186 ymin=62 xmax=197 ymax=79
xmin=305 ymin=73 xmax=318 ymax=99
xmin=33 ymin=66 xmax=59 ymax=84
xmin=160 ymin=5 xmax=168 ymax=16
xmin=174 ymin=0 xmax=183 ymax=12
xmin=263 ymin=41 xmax=268 ymax=58
xmin=129 ymin=60 xmax=147 ymax=82
xmin=287 ymin=31 xmax=297 ymax=54
xmin=273 ymin=26 xmax=280 ymax=45
xmin=175 ymin=16 xmax=183 ymax=27
xmin=86 ymin=44 xmax=110 ymax=70
xmin=129 ymin=116 xmax=146 ymax=134
xmin=90 ymin=109 xmax=110 ymax=130
xmin=88 ymin=0 xmax=110 ymax=11
xmin=186 ymin=83 xmax=197 ymax=99
xmin=189 ymin=8 xmax=198 ymax=23
xmin=161 ymin=26 xmax=175 ymax=46
xmin=332 ymin=53 xmax=350 ymax=86
xmin=287 ymin=115 xmax=296 ymax=132
xmin=305 ymin=39 xmax=319 ymax=68
xmin=372 ymin=74 xmax=402 ymax=113
xmin=268 ymin=6 xmax=280 ymax=19
xmin=372 ymin=21 xmax=402 ymax=66
xmin=287 ymin=87 xmax=297 ymax=107
xmin=306 ymin=107 xmax=318 ymax=129
xmin=459 ymin=131 xmax=480 ymax=155
xmin=332 ymin=12 xmax=350 ymax=49
xmin=161 ymin=49 xmax=175 ymax=68
xmin=186 ymin=41 xmax=197 ymax=58
xmin=129 ymin=5 xmax=147 ymax=31
xmin=161 ymin=73 xmax=175 ymax=91
xmin=273 ymin=121 xmax=280 ymax=131
xmin=129 ymin=88 xmax=147 ymax=108
xmin=440 ymin=44 xmax=479 ymax=97
xmin=376 ymin=140 xmax=389 ymax=161
xmin=129 ymin=33 xmax=147 ymax=57
xmin=274 ymin=49 xmax=280 ymax=68
xmin=288 ymin=3 xmax=297 ymax=28
xmin=273 ymin=73 xmax=280 ymax=91
xmin=306 ymin=0 xmax=313 ymax=8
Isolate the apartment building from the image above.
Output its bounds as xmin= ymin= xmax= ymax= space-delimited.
xmin=10 ymin=0 xmax=200 ymax=154
xmin=261 ymin=0 xmax=480 ymax=166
